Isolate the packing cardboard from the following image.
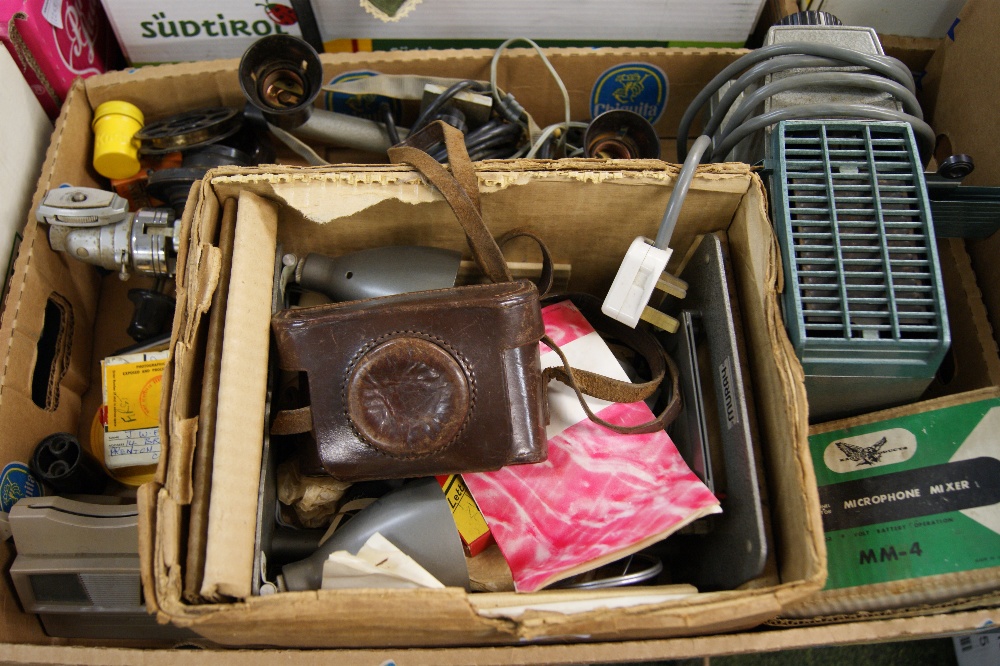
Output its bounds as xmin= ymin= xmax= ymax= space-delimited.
xmin=0 ymin=47 xmax=50 ymax=300
xmin=924 ymin=0 xmax=1000 ymax=354
xmin=99 ymin=0 xmax=305 ymax=65
xmin=313 ymin=0 xmax=766 ymax=51
xmin=148 ymin=152 xmax=821 ymax=647
xmin=0 ymin=27 xmax=997 ymax=661
xmin=98 ymin=0 xmax=765 ymax=64
xmin=807 ymin=0 xmax=967 ymax=39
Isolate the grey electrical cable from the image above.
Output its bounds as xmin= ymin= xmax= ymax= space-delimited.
xmin=677 ymin=42 xmax=915 ymax=161
xmin=711 ymin=104 xmax=935 ymax=162
xmin=704 ymin=55 xmax=842 ymax=139
xmin=654 ymin=134 xmax=712 ymax=250
xmin=720 ymin=71 xmax=924 ymax=142
xmin=702 ymin=54 xmax=914 ymax=146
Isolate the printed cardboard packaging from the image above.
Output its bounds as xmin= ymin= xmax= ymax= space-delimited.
xmin=98 ymin=0 xmax=765 ymax=64
xmin=0 ymin=0 xmax=122 ymax=117
xmin=782 ymin=388 xmax=1000 ymax=620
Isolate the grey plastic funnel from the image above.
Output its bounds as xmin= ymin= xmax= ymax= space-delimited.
xmin=297 ymin=246 xmax=462 ymax=302
xmin=280 ymin=477 xmax=469 ymax=591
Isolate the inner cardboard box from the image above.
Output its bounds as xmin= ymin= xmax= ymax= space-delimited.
xmin=146 ymin=156 xmax=817 ymax=647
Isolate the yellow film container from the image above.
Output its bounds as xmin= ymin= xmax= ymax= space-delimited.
xmin=92 ymin=100 xmax=145 ymax=180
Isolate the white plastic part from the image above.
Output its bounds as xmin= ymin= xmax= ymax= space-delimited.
xmin=601 ymin=237 xmax=673 ymax=328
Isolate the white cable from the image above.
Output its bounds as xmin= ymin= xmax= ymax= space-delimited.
xmin=491 ymin=37 xmax=571 ymax=153
xmin=525 ymin=121 xmax=588 ymax=158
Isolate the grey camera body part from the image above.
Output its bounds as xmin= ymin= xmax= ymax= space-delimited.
xmin=37 ymin=186 xmax=179 ymax=280
xmin=8 ymin=496 xmax=191 ymax=640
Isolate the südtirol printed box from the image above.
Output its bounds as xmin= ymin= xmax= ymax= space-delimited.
xmin=789 ymin=388 xmax=1000 ymax=617
xmin=99 ymin=0 xmax=303 ymax=64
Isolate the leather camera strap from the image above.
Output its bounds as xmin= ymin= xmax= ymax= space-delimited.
xmin=541 ymin=294 xmax=681 ymax=435
xmin=388 ymin=122 xmax=513 ymax=285
xmin=389 ymin=121 xmax=681 ymax=434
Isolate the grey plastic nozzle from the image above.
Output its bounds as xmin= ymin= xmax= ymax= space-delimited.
xmin=296 ymin=246 xmax=462 ymax=302
xmin=280 ymin=478 xmax=469 ymax=591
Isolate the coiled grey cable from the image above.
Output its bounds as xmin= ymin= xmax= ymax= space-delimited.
xmin=654 ymin=135 xmax=713 ymax=250
xmin=703 ymin=55 xmax=848 ymax=143
xmin=721 ymin=71 xmax=923 ymax=143
xmin=702 ymin=56 xmax=924 ymax=150
xmin=677 ymin=42 xmax=915 ymax=161
xmin=710 ymin=104 xmax=935 ymax=162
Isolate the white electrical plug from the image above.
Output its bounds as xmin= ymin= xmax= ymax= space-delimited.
xmin=602 ymin=237 xmax=673 ymax=329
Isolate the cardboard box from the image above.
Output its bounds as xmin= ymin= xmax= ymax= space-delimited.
xmin=1 ymin=7 xmax=999 ymax=659
xmin=99 ymin=0 xmax=304 ymax=65
xmin=314 ymin=0 xmax=767 ymax=52
xmin=802 ymin=0 xmax=967 ymax=39
xmin=0 ymin=47 xmax=50 ymax=301
xmin=0 ymin=45 xmax=825 ymax=654
xmin=146 ymin=155 xmax=819 ymax=646
xmin=782 ymin=388 xmax=1000 ymax=619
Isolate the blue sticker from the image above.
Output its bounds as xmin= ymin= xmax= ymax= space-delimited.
xmin=323 ymin=70 xmax=402 ymax=122
xmin=590 ymin=63 xmax=669 ymax=123
xmin=1 ymin=462 xmax=42 ymax=513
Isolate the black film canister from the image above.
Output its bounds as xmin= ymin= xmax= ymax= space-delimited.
xmin=30 ymin=432 xmax=108 ymax=495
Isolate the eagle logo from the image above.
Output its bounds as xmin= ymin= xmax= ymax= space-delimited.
xmin=835 ymin=437 xmax=888 ymax=466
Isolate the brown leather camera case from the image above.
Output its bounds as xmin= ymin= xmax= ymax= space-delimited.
xmin=271 ymin=279 xmax=548 ymax=481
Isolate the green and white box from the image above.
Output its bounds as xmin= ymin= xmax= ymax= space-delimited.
xmin=99 ymin=0 xmax=304 ymax=65
xmin=788 ymin=388 xmax=1000 ymax=617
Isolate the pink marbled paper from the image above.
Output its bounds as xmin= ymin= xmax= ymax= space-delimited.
xmin=462 ymin=300 xmax=720 ymax=592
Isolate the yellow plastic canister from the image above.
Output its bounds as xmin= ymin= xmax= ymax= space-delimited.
xmin=92 ymin=101 xmax=145 ymax=180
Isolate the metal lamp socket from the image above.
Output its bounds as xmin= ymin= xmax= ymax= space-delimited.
xmin=585 ymin=110 xmax=661 ymax=160
xmin=238 ymin=34 xmax=399 ymax=153
xmin=239 ymin=34 xmax=323 ymax=130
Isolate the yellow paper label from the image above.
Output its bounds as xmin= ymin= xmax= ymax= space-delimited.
xmin=442 ymin=475 xmax=490 ymax=542
xmin=101 ymin=350 xmax=169 ymax=469
xmin=105 ymin=359 xmax=166 ymax=431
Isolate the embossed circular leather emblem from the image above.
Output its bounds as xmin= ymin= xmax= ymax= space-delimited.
xmin=346 ymin=336 xmax=471 ymax=458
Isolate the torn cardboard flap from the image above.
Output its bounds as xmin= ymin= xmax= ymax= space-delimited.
xmin=207 ymin=160 xmax=752 ymax=226
xmin=473 ymin=588 xmax=698 ymax=620
xmin=199 ymin=191 xmax=278 ymax=601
